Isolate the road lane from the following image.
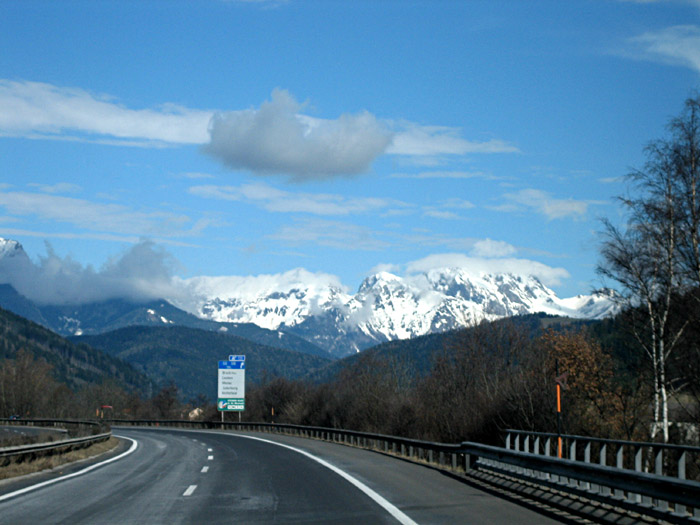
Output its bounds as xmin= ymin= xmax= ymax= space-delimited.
xmin=0 ymin=427 xmax=566 ymax=524
xmin=0 ymin=428 xmax=401 ymax=524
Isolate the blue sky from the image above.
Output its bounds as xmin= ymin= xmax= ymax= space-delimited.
xmin=1 ymin=0 xmax=699 ymax=301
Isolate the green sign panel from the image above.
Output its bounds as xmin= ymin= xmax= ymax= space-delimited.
xmin=217 ymin=398 xmax=245 ymax=411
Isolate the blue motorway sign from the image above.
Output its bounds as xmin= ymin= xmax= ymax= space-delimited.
xmin=219 ymin=360 xmax=245 ymax=369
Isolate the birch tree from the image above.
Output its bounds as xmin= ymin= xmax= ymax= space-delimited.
xmin=598 ymin=97 xmax=700 ymax=442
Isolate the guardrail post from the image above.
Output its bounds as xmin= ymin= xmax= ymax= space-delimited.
xmin=599 ymin=444 xmax=610 ymax=496
xmin=583 ymin=441 xmax=591 ymax=491
xmin=464 ymin=453 xmax=477 ymax=471
xmin=676 ymin=452 xmax=687 ymax=517
xmin=628 ymin=446 xmax=642 ymax=503
xmin=614 ymin=445 xmax=625 ymax=499
xmin=506 ymin=433 xmax=511 ymax=450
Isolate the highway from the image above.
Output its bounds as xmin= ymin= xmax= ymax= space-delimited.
xmin=0 ymin=427 xmax=566 ymax=524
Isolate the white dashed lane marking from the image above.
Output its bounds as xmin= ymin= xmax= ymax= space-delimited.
xmin=183 ymin=485 xmax=197 ymax=497
xmin=201 ymin=466 xmax=209 ymax=473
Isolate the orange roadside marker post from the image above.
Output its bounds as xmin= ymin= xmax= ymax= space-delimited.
xmin=554 ymin=361 xmax=569 ymax=459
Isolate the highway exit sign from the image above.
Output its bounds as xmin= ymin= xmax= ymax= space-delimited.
xmin=217 ymin=355 xmax=245 ymax=412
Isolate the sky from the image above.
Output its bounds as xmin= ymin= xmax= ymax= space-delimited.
xmin=1 ymin=0 xmax=699 ymax=304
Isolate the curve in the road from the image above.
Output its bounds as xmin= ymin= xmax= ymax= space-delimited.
xmin=0 ymin=436 xmax=138 ymax=502
xmin=0 ymin=427 xmax=566 ymax=524
xmin=216 ymin=432 xmax=417 ymax=525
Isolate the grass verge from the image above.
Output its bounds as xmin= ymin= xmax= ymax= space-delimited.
xmin=0 ymin=436 xmax=120 ymax=481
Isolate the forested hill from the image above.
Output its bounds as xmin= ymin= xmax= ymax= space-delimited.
xmin=308 ymin=312 xmax=595 ymax=384
xmin=73 ymin=325 xmax=332 ymax=402
xmin=0 ymin=306 xmax=154 ymax=394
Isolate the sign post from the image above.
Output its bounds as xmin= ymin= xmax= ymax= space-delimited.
xmin=218 ymin=355 xmax=245 ymax=419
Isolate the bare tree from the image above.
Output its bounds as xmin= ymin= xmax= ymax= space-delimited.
xmin=598 ymin=97 xmax=700 ymax=442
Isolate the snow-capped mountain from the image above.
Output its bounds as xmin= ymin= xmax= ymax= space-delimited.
xmin=0 ymin=237 xmax=619 ymax=358
xmin=185 ymin=268 xmax=619 ymax=356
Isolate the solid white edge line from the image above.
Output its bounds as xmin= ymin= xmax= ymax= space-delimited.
xmin=183 ymin=484 xmax=197 ymax=496
xmin=211 ymin=432 xmax=418 ymax=525
xmin=0 ymin=435 xmax=139 ymax=502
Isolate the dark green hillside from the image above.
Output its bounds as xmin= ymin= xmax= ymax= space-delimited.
xmin=30 ymin=295 xmax=330 ymax=358
xmin=308 ymin=313 xmax=599 ymax=383
xmin=75 ymin=325 xmax=332 ymax=402
xmin=0 ymin=306 xmax=153 ymax=393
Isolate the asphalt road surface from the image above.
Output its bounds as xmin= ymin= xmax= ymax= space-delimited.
xmin=0 ymin=427 xmax=566 ymax=524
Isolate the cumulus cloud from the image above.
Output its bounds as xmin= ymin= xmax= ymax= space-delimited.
xmin=182 ymin=267 xmax=346 ymax=303
xmin=0 ymin=79 xmax=211 ymax=145
xmin=1 ymin=79 xmax=519 ymax=176
xmin=0 ymin=240 xmax=183 ymax=305
xmin=203 ymin=89 xmax=393 ymax=180
xmin=625 ymin=25 xmax=700 ymax=73
xmin=404 ymin=253 xmax=570 ymax=287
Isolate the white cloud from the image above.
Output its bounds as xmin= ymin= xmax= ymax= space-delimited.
xmin=269 ymin=218 xmax=390 ymax=250
xmin=624 ymin=25 xmax=700 ymax=73
xmin=470 ymin=239 xmax=517 ymax=258
xmin=423 ymin=210 xmax=463 ymax=220
xmin=0 ymin=240 xmax=183 ymax=305
xmin=190 ymin=182 xmax=400 ymax=215
xmin=422 ymin=198 xmax=474 ymax=220
xmin=387 ymin=122 xmax=520 ymax=156
xmin=182 ymin=267 xmax=346 ymax=304
xmin=0 ymin=79 xmax=212 ymax=145
xmin=1 ymin=79 xmax=519 ymax=177
xmin=499 ymin=188 xmax=590 ymax=220
xmin=204 ymin=88 xmax=392 ymax=180
xmin=404 ymin=253 xmax=570 ymax=287
xmin=179 ymin=172 xmax=216 ymax=180
xmin=28 ymin=182 xmax=82 ymax=194
xmin=391 ymin=170 xmax=497 ymax=180
xmin=0 ymin=191 xmax=203 ymax=238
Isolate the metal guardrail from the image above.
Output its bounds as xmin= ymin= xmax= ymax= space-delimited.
xmin=0 ymin=419 xmax=111 ymax=466
xmin=110 ymin=419 xmax=700 ymax=523
xmin=505 ymin=428 xmax=700 ymax=480
xmin=504 ymin=429 xmax=700 ymax=523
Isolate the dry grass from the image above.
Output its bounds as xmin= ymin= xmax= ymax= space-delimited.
xmin=0 ymin=437 xmax=120 ymax=481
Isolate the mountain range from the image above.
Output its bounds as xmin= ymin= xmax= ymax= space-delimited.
xmin=0 ymin=238 xmax=618 ymax=358
xmin=185 ymin=268 xmax=618 ymax=356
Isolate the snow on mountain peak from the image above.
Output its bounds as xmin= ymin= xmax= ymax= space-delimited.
xmin=0 ymin=238 xmax=27 ymax=260
xmin=181 ymin=268 xmax=350 ymax=330
xmin=186 ymin=264 xmax=619 ymax=356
